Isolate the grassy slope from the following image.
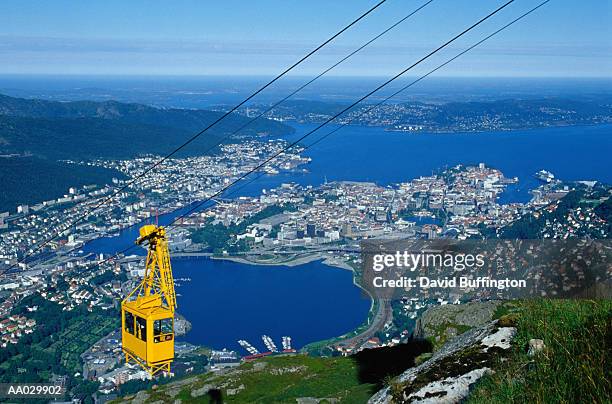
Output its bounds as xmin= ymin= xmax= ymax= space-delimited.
xmin=468 ymin=299 xmax=611 ymax=404
xmin=144 ymin=355 xmax=376 ymax=404
xmin=115 ymin=299 xmax=611 ymax=403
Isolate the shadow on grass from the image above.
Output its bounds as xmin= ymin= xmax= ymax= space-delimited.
xmin=351 ymin=338 xmax=433 ymax=389
xmin=203 ymin=388 xmax=223 ymax=403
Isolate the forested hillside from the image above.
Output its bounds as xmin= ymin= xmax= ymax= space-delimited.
xmin=0 ymin=94 xmax=294 ymax=212
xmin=0 ymin=156 xmax=123 ymax=213
xmin=0 ymin=94 xmax=293 ymax=159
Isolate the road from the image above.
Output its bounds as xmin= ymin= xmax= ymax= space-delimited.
xmin=336 ymin=298 xmax=392 ymax=349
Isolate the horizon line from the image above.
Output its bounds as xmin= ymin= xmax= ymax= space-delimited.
xmin=0 ymin=73 xmax=611 ymax=80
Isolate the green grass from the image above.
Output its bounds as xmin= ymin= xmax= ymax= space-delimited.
xmin=426 ymin=322 xmax=472 ymax=351
xmin=146 ymin=355 xmax=376 ymax=403
xmin=468 ymin=299 xmax=611 ymax=404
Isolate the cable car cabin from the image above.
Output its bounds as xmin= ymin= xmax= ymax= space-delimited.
xmin=121 ymin=225 xmax=177 ymax=376
xmin=122 ymin=297 xmax=174 ymax=375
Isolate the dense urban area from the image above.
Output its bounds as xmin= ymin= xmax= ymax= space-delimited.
xmin=0 ymin=89 xmax=610 ymax=403
xmin=0 ymin=121 xmax=610 ymax=401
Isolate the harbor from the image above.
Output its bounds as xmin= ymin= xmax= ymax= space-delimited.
xmin=238 ymin=334 xmax=296 ymax=361
xmin=172 ymin=257 xmax=371 ymax=354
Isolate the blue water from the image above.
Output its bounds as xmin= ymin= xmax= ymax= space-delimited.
xmin=86 ymin=124 xmax=612 ymax=238
xmin=261 ymin=123 xmax=612 ymax=204
xmin=403 ymin=216 xmax=442 ymax=226
xmin=82 ymin=202 xmax=214 ymax=255
xmin=172 ymin=258 xmax=370 ymax=351
xmin=80 ymin=123 xmax=611 ymax=350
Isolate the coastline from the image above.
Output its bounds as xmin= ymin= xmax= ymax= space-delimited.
xmin=207 ymin=251 xmax=386 ymax=351
xmin=208 ymin=251 xmax=371 ymax=304
xmin=173 ymin=250 xmax=380 ymax=352
xmin=209 ymin=251 xmax=354 ymax=271
xmin=184 ymin=250 xmax=369 ymax=303
xmin=299 ymin=122 xmax=612 ymax=136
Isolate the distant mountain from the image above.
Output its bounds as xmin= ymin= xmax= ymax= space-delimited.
xmin=248 ymin=97 xmax=612 ymax=132
xmin=0 ymin=94 xmax=293 ymax=160
xmin=0 ymin=115 xmax=213 ymax=160
xmin=0 ymin=93 xmax=295 ymax=134
xmin=0 ymin=94 xmax=293 ymax=212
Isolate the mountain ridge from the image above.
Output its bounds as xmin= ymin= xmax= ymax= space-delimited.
xmin=0 ymin=93 xmax=294 ymax=212
xmin=0 ymin=93 xmax=293 ymax=160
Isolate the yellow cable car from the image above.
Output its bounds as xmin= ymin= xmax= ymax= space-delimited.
xmin=121 ymin=225 xmax=177 ymax=376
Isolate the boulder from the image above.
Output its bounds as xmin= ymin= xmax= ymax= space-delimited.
xmin=130 ymin=390 xmax=149 ymax=404
xmin=527 ymin=338 xmax=545 ymax=356
xmin=419 ymin=301 xmax=501 ymax=337
xmin=369 ymin=320 xmax=516 ymax=404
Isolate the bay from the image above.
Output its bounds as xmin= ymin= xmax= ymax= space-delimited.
xmin=83 ymin=123 xmax=612 ymax=350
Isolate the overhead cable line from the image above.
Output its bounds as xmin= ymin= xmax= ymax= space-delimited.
xmin=76 ymin=0 xmax=518 ymax=270
xmin=20 ymin=0 xmax=551 ymax=277
xmin=170 ymin=0 xmax=554 ymax=228
xmin=211 ymin=0 xmax=435 ymax=143
xmin=8 ymin=0 xmax=388 ymax=270
xmin=158 ymin=0 xmax=516 ymax=230
xmin=278 ymin=0 xmax=554 ymax=165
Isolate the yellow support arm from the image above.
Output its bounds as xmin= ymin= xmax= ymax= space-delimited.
xmin=127 ymin=225 xmax=177 ymax=312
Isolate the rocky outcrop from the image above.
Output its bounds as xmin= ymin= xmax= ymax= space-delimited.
xmin=404 ymin=368 xmax=491 ymax=404
xmin=369 ymin=320 xmax=516 ymax=404
xmin=414 ymin=301 xmax=500 ymax=340
xmin=174 ymin=313 xmax=192 ymax=337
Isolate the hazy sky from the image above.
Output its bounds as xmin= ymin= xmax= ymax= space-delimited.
xmin=1 ymin=0 xmax=610 ymax=77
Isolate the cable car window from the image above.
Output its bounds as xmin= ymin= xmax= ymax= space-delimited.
xmin=135 ymin=316 xmax=147 ymax=342
xmin=154 ymin=318 xmax=173 ymax=335
xmin=124 ymin=312 xmax=134 ymax=334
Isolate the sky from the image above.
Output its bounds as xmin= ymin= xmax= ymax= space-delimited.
xmin=0 ymin=0 xmax=610 ymax=77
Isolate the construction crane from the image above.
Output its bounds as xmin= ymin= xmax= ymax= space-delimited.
xmin=121 ymin=225 xmax=176 ymax=376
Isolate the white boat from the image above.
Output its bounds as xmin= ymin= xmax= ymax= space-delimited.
xmin=261 ymin=335 xmax=278 ymax=352
xmin=238 ymin=339 xmax=259 ymax=355
xmin=281 ymin=336 xmax=292 ymax=351
xmin=535 ymin=170 xmax=555 ymax=183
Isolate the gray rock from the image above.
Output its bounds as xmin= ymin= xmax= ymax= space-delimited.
xmin=296 ymin=398 xmax=321 ymax=404
xmin=527 ymin=339 xmax=545 ymax=356
xmin=130 ymin=390 xmax=149 ymax=404
xmin=369 ymin=320 xmax=516 ymax=404
xmin=164 ymin=387 xmax=181 ymax=398
xmin=191 ymin=384 xmax=215 ymax=398
xmin=296 ymin=398 xmax=338 ymax=404
xmin=420 ymin=301 xmax=501 ymax=338
xmin=408 ymin=368 xmax=492 ymax=404
xmin=481 ymin=327 xmax=516 ymax=350
xmin=226 ymin=384 xmax=245 ymax=396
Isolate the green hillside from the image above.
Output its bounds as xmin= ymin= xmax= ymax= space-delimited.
xmin=118 ymin=355 xmax=376 ymax=404
xmin=469 ymin=299 xmax=611 ymax=403
xmin=0 ymin=94 xmax=292 ymax=138
xmin=111 ymin=299 xmax=611 ymax=404
xmin=0 ymin=156 xmax=123 ymax=213
xmin=0 ymin=94 xmax=293 ymax=161
xmin=113 ymin=339 xmax=431 ymax=403
xmin=0 ymin=93 xmax=294 ymax=211
xmin=0 ymin=115 xmax=213 ymax=160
